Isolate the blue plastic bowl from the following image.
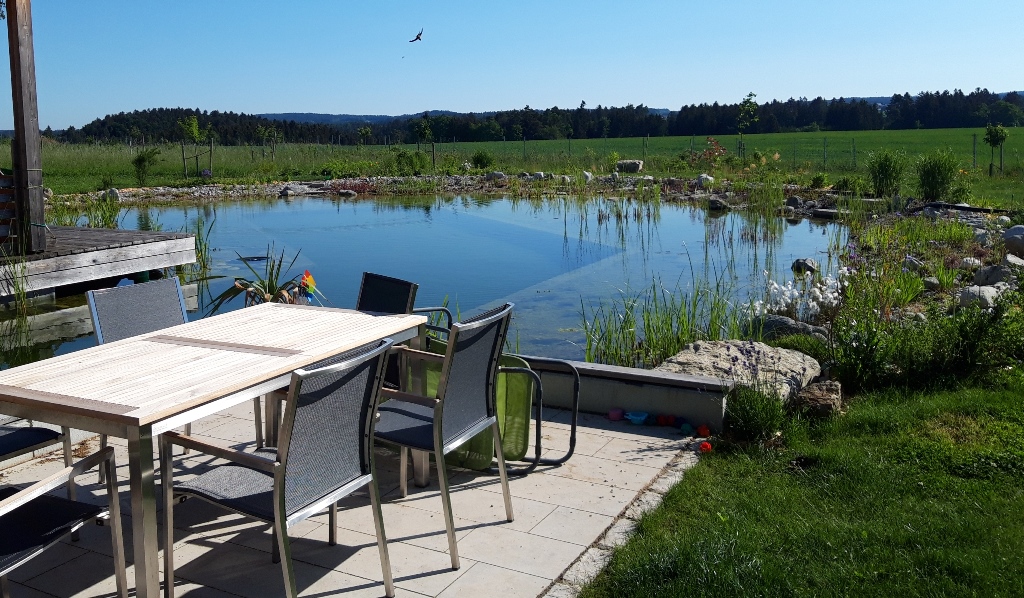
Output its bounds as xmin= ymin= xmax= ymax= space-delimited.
xmin=624 ymin=411 xmax=649 ymax=425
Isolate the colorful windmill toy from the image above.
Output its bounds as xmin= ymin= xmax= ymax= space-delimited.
xmin=299 ymin=270 xmax=331 ymax=306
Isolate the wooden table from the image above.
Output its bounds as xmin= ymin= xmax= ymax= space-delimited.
xmin=0 ymin=303 xmax=427 ymax=598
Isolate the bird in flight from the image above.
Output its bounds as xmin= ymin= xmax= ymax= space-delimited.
xmin=409 ymin=28 xmax=423 ymax=42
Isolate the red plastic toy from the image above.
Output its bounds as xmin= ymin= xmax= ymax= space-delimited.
xmin=699 ymin=441 xmax=713 ymax=454
xmin=696 ymin=424 xmax=711 ymax=437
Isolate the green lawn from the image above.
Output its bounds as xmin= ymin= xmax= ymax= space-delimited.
xmin=581 ymin=383 xmax=1024 ymax=597
xmin=12 ymin=127 xmax=1024 ymax=206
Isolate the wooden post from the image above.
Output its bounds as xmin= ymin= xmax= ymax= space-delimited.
xmin=852 ymin=138 xmax=857 ymax=168
xmin=973 ymin=133 xmax=977 ymax=169
xmin=209 ymin=137 xmax=213 ymax=175
xmin=181 ymin=141 xmax=187 ymax=178
xmin=8 ymin=0 xmax=45 ymax=253
xmin=823 ymin=137 xmax=827 ymax=168
xmin=1000 ymin=143 xmax=1004 ymax=175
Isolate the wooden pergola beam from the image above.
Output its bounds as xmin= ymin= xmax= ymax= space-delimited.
xmin=7 ymin=0 xmax=45 ymax=253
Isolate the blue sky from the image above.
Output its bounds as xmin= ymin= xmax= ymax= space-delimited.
xmin=0 ymin=0 xmax=1021 ymax=129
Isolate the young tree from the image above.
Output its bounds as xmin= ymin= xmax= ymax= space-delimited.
xmin=983 ymin=123 xmax=1008 ymax=176
xmin=737 ymin=92 xmax=759 ymax=157
xmin=357 ymin=126 xmax=372 ymax=145
xmin=737 ymin=92 xmax=759 ymax=134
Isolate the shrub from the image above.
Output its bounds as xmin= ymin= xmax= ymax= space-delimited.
xmin=832 ymin=174 xmax=868 ymax=196
xmin=809 ymin=172 xmax=828 ymax=189
xmin=865 ymin=149 xmax=907 ymax=198
xmin=915 ymin=148 xmax=960 ymax=201
xmin=130 ymin=148 xmax=160 ymax=186
xmin=725 ymin=385 xmax=786 ymax=442
xmin=392 ymin=149 xmax=429 ymax=176
xmin=470 ymin=150 xmax=495 ymax=170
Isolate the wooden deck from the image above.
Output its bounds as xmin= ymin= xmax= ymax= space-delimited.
xmin=0 ymin=226 xmax=196 ymax=297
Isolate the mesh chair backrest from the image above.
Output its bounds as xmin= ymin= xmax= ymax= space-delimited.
xmin=278 ymin=339 xmax=391 ymax=516
xmin=0 ymin=415 xmax=18 ymax=426
xmin=355 ymin=272 xmax=418 ymax=315
xmin=87 ymin=278 xmax=187 ymax=344
xmin=437 ymin=304 xmax=513 ymax=446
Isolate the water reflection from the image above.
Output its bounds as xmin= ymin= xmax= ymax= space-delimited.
xmin=2 ymin=195 xmax=844 ymax=366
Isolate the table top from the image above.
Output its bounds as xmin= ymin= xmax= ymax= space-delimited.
xmin=0 ymin=303 xmax=426 ymax=427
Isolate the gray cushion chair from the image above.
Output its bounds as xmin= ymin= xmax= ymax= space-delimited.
xmin=160 ymin=339 xmax=397 ymax=598
xmin=373 ymin=302 xmax=516 ymax=570
xmin=0 ymin=446 xmax=127 ymax=598
xmin=86 ymin=277 xmax=265 ymax=479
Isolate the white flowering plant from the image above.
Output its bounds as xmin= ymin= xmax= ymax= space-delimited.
xmin=749 ymin=269 xmax=847 ymax=325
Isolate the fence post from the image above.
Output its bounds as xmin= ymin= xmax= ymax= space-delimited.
xmin=181 ymin=141 xmax=187 ymax=178
xmin=823 ymin=137 xmax=827 ymax=169
xmin=973 ymin=133 xmax=977 ymax=169
xmin=793 ymin=139 xmax=797 ymax=169
xmin=852 ymin=138 xmax=857 ymax=168
xmin=1000 ymin=143 xmax=1004 ymax=174
xmin=523 ymin=136 xmax=527 ymax=161
xmin=431 ymin=142 xmax=436 ymax=169
xmin=209 ymin=137 xmax=213 ymax=175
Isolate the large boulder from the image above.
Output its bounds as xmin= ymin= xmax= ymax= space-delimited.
xmin=698 ymin=173 xmax=714 ymax=189
xmin=790 ymin=381 xmax=843 ymax=418
xmin=957 ymin=285 xmax=1001 ymax=309
xmin=974 ymin=264 xmax=1015 ymax=286
xmin=655 ymin=340 xmax=820 ymax=402
xmin=1002 ymin=225 xmax=1024 ymax=239
xmin=616 ymin=160 xmax=644 ymax=173
xmin=1004 ymin=235 xmax=1024 ymax=258
xmin=707 ymin=197 xmax=730 ymax=211
xmin=744 ymin=314 xmax=828 ymax=343
xmin=485 ymin=171 xmax=506 ymax=181
xmin=583 ymin=171 xmax=593 ymax=183
xmin=103 ymin=188 xmax=120 ymax=201
xmin=1003 ymin=253 xmax=1024 ymax=268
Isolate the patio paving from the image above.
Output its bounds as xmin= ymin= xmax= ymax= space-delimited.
xmin=0 ymin=403 xmax=700 ymax=597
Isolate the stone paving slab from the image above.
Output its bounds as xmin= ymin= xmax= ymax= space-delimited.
xmin=1 ymin=407 xmax=701 ymax=597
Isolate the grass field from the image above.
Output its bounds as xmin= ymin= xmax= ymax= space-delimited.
xmin=581 ymin=383 xmax=1024 ymax=597
xmin=11 ymin=127 xmax=1023 ymax=204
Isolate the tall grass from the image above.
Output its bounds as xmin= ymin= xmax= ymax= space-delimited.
xmin=581 ymin=276 xmax=746 ymax=369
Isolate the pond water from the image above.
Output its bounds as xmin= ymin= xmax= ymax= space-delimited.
xmin=6 ymin=195 xmax=845 ymax=364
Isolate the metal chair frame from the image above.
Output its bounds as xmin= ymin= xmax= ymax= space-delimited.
xmin=376 ymin=303 xmax=516 ymax=570
xmin=0 ymin=446 xmax=127 ymax=598
xmin=161 ymin=339 xmax=396 ymax=598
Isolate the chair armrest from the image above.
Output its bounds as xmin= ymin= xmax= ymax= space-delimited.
xmin=162 ymin=431 xmax=276 ymax=473
xmin=390 ymin=346 xmax=445 ymax=363
xmin=380 ymin=388 xmax=440 ymax=409
xmin=412 ymin=306 xmax=453 ymax=331
xmin=0 ymin=447 xmax=115 ymax=518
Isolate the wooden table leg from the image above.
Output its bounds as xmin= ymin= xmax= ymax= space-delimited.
xmin=127 ymin=426 xmax=160 ymax=598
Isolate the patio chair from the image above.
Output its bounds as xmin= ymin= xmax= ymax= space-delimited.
xmin=374 ymin=303 xmax=515 ymax=570
xmin=0 ymin=446 xmax=127 ymax=598
xmin=0 ymin=417 xmax=80 ymax=527
xmin=356 ymin=271 xmax=453 ymax=388
xmin=161 ymin=338 xmax=396 ymax=598
xmin=0 ymin=416 xmax=72 ymax=473
xmin=263 ymin=272 xmax=451 ymax=447
xmin=87 ymin=278 xmax=264 ymax=478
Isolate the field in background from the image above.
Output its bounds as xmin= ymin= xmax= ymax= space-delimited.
xmin=8 ymin=127 xmax=1022 ymax=204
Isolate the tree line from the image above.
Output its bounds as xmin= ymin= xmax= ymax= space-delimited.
xmin=50 ymin=89 xmax=1024 ymax=147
